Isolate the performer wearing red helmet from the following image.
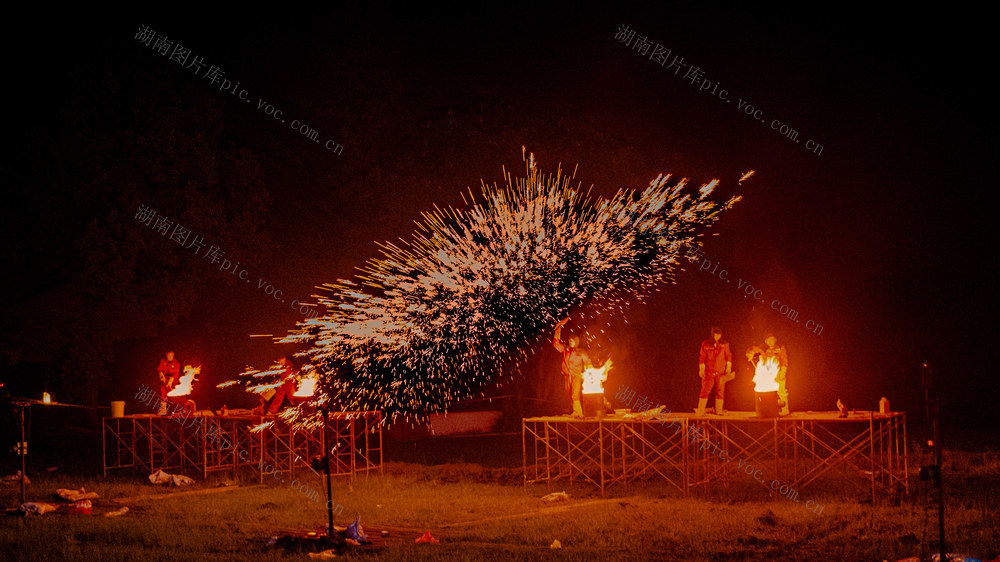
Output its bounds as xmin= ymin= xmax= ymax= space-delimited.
xmin=696 ymin=326 xmax=733 ymax=416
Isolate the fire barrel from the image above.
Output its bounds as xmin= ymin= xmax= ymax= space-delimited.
xmin=582 ymin=393 xmax=606 ymax=417
xmin=755 ymin=391 xmax=779 ymax=418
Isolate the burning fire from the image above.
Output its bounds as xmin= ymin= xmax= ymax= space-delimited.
xmin=42 ymin=392 xmax=51 ymax=404
xmin=168 ymin=365 xmax=201 ymax=397
xmin=753 ymin=357 xmax=780 ymax=393
xmin=581 ymin=359 xmax=613 ymax=394
xmin=294 ymin=370 xmax=318 ymax=397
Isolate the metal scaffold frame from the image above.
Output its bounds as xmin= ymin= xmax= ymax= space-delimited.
xmin=103 ymin=412 xmax=383 ymax=481
xmin=523 ymin=411 xmax=907 ymax=500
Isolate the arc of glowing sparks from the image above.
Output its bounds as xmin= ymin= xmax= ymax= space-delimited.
xmin=227 ymin=154 xmax=749 ymax=427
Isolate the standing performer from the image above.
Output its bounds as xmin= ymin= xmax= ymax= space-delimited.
xmin=553 ymin=318 xmax=593 ymax=418
xmin=696 ymin=326 xmax=733 ymax=416
xmin=763 ymin=333 xmax=790 ymax=415
xmin=156 ymin=350 xmax=180 ymax=415
xmin=268 ymin=356 xmax=299 ymax=415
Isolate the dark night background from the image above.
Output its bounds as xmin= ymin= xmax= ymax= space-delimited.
xmin=1 ymin=5 xmax=995 ymax=449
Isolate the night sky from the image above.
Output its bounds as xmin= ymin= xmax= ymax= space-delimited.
xmin=3 ymin=6 xmax=995 ymax=433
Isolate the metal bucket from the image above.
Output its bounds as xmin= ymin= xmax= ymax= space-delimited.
xmin=754 ymin=391 xmax=779 ymax=418
xmin=111 ymin=401 xmax=125 ymax=418
xmin=582 ymin=393 xmax=606 ymax=417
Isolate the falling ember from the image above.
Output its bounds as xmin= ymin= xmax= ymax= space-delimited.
xmin=753 ymin=357 xmax=780 ymax=393
xmin=42 ymin=392 xmax=51 ymax=404
xmin=168 ymin=365 xmax=201 ymax=397
xmin=294 ymin=371 xmax=318 ymax=397
xmin=581 ymin=359 xmax=613 ymax=395
xmin=227 ymin=153 xmax=745 ymax=425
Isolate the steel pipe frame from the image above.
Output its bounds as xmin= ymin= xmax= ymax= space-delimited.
xmin=523 ymin=412 xmax=908 ymax=501
xmin=102 ymin=412 xmax=383 ymax=481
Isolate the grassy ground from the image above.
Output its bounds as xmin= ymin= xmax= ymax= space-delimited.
xmin=1 ymin=451 xmax=998 ymax=561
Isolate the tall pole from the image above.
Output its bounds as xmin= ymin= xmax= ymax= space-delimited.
xmin=933 ymin=398 xmax=945 ymax=562
xmin=19 ymin=402 xmax=26 ymax=506
xmin=322 ymin=407 xmax=334 ymax=536
xmin=922 ymin=362 xmax=945 ymax=561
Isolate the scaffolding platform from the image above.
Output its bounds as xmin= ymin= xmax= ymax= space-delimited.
xmin=102 ymin=412 xmax=383 ymax=481
xmin=522 ymin=411 xmax=907 ymax=501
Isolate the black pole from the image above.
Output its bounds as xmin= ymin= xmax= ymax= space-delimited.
xmin=935 ymin=418 xmax=945 ymax=562
xmin=922 ymin=362 xmax=945 ymax=561
xmin=19 ymin=402 xmax=26 ymax=506
xmin=322 ymin=407 xmax=334 ymax=536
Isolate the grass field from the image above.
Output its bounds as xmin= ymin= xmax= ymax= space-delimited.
xmin=2 ymin=450 xmax=998 ymax=561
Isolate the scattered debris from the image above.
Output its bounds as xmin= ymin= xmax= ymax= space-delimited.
xmin=46 ymin=466 xmax=58 ymax=473
xmin=2 ymin=470 xmax=30 ymax=485
xmin=19 ymin=502 xmax=58 ymax=515
xmin=415 ymin=531 xmax=439 ymax=544
xmin=622 ymin=405 xmax=667 ymax=421
xmin=149 ymin=469 xmax=194 ymax=487
xmin=344 ymin=538 xmax=360 ymax=546
xmin=105 ymin=506 xmax=130 ymax=517
xmin=550 ymin=539 xmax=562 ymax=549
xmin=307 ymin=550 xmax=337 ymax=559
xmin=380 ymin=530 xmax=389 ymax=537
xmin=540 ymin=491 xmax=570 ymax=503
xmin=69 ymin=500 xmax=92 ymax=515
xmin=56 ymin=488 xmax=99 ymax=502
xmin=346 ymin=516 xmax=368 ymax=542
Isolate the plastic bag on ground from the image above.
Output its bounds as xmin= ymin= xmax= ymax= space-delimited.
xmin=170 ymin=474 xmax=194 ymax=487
xmin=57 ymin=488 xmax=99 ymax=501
xmin=70 ymin=500 xmax=92 ymax=515
xmin=346 ymin=516 xmax=367 ymax=542
xmin=149 ymin=469 xmax=194 ymax=486
xmin=149 ymin=469 xmax=172 ymax=485
xmin=540 ymin=491 xmax=569 ymax=503
xmin=20 ymin=502 xmax=58 ymax=515
xmin=415 ymin=531 xmax=439 ymax=544
xmin=105 ymin=506 xmax=129 ymax=517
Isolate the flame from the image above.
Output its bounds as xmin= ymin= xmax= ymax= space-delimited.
xmin=581 ymin=359 xmax=613 ymax=394
xmin=739 ymin=170 xmax=755 ymax=184
xmin=294 ymin=371 xmax=318 ymax=397
xmin=168 ymin=365 xmax=201 ymax=396
xmin=753 ymin=357 xmax=779 ymax=393
xmin=42 ymin=392 xmax=51 ymax=404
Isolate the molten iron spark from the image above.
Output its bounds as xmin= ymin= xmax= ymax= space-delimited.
xmin=230 ymin=154 xmax=745 ymax=426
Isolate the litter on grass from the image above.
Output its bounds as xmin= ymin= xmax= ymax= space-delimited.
xmin=2 ymin=471 xmax=30 ymax=485
xmin=540 ymin=491 xmax=570 ymax=503
xmin=105 ymin=506 xmax=129 ymax=517
xmin=19 ymin=502 xmax=58 ymax=515
xmin=415 ymin=531 xmax=439 ymax=544
xmin=56 ymin=488 xmax=99 ymax=501
xmin=148 ymin=469 xmax=194 ymax=486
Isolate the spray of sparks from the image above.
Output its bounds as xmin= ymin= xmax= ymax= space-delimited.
xmin=228 ymin=153 xmax=747 ymax=427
